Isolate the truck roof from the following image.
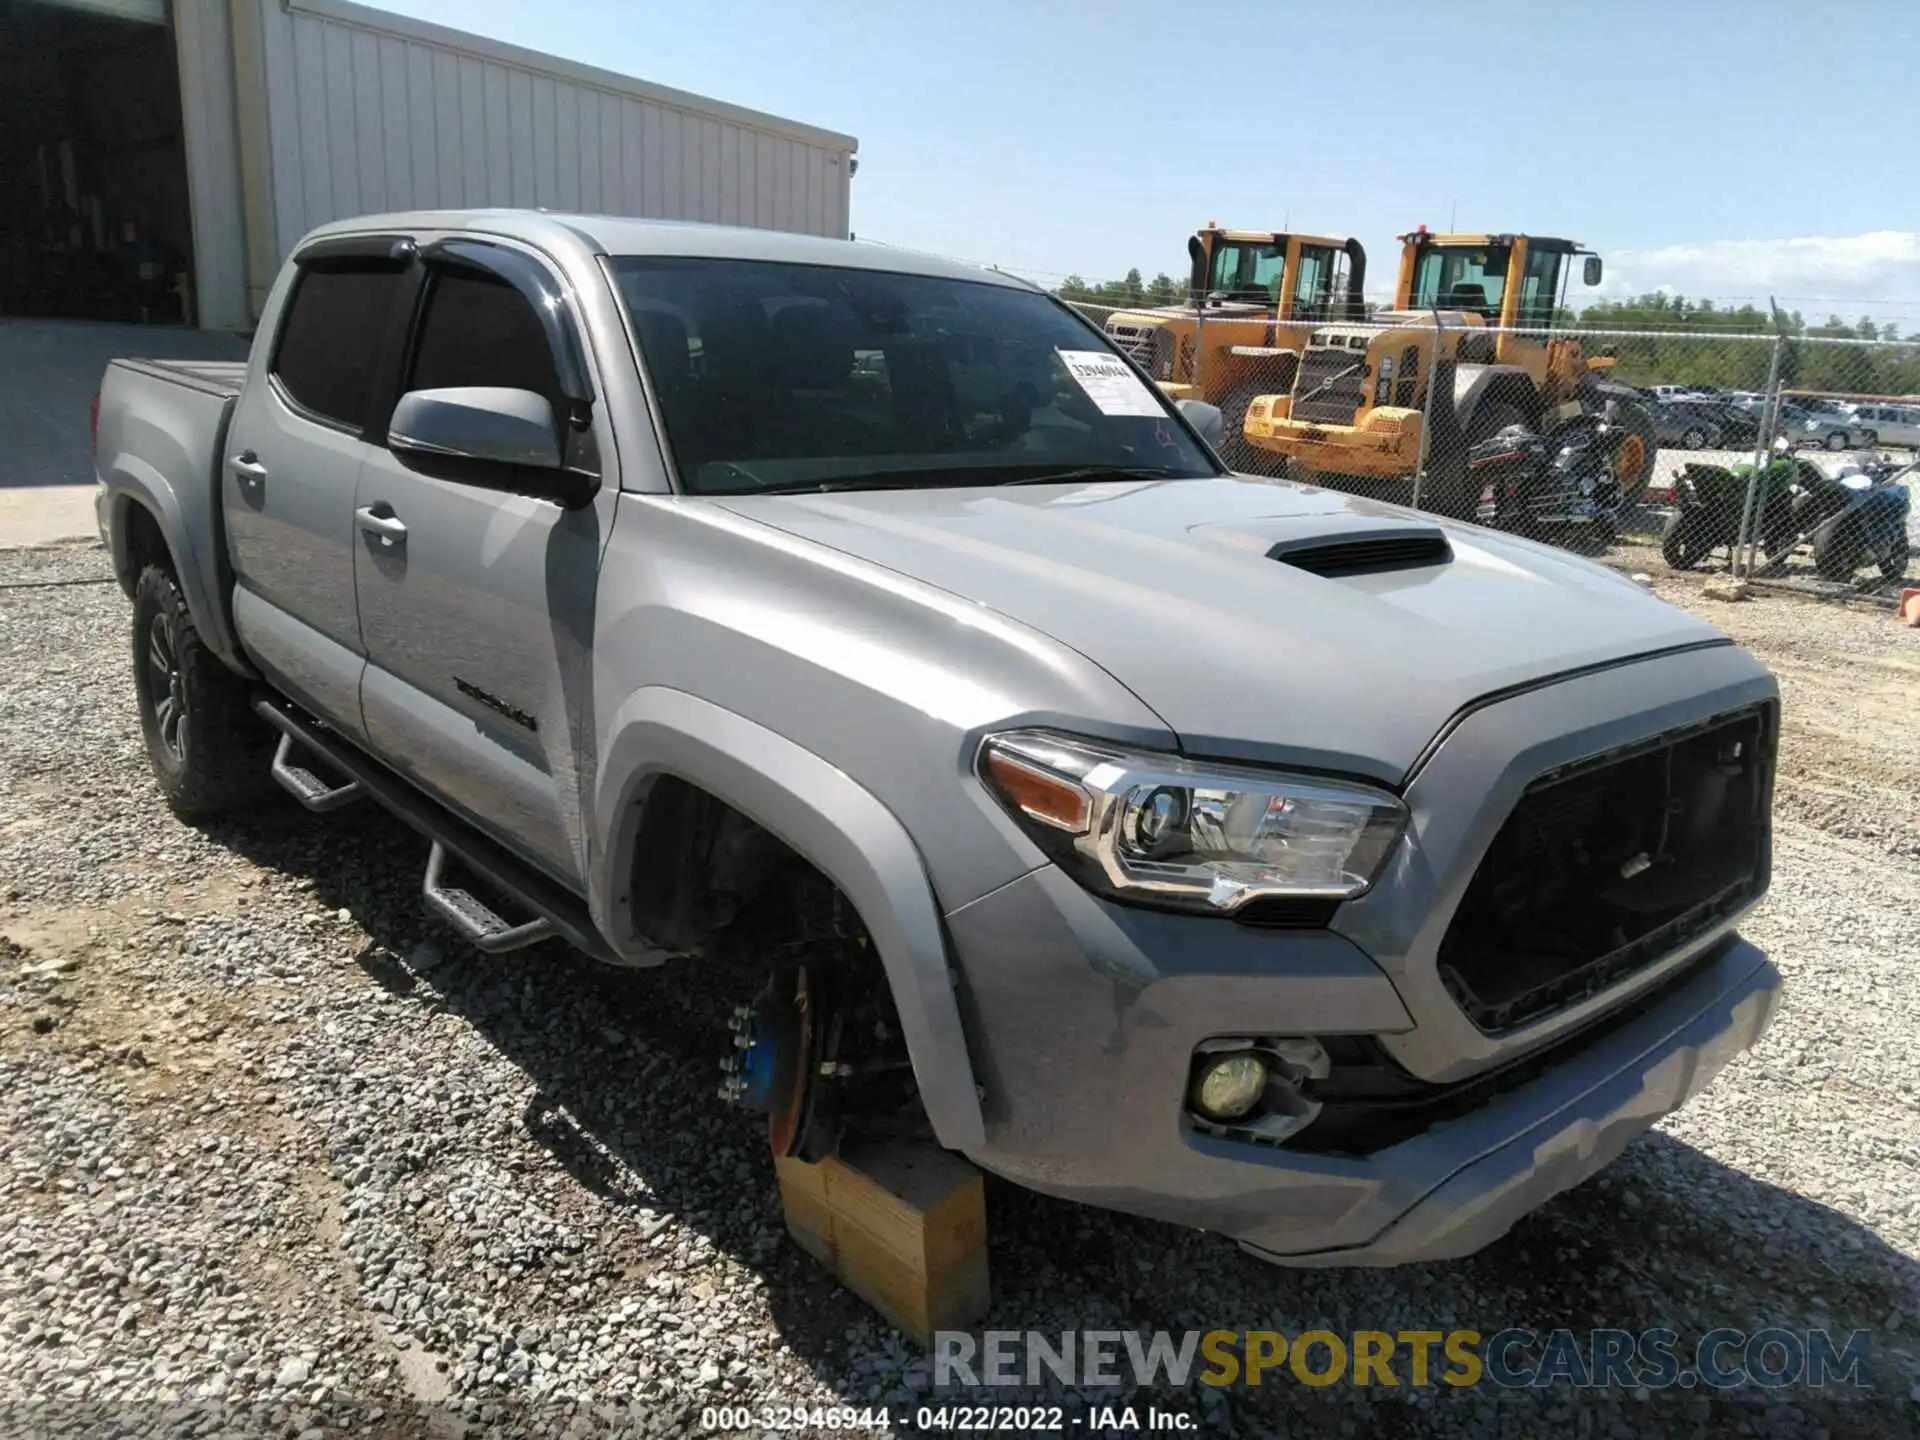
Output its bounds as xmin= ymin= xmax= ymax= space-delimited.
xmin=294 ymin=210 xmax=1040 ymax=292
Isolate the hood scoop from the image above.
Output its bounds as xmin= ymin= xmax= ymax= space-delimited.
xmin=1264 ymin=524 xmax=1454 ymax=578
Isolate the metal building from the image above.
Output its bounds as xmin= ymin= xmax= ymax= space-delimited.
xmin=2 ymin=0 xmax=860 ymax=332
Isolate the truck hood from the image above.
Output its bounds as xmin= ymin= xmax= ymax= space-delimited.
xmin=714 ymin=478 xmax=1726 ymax=783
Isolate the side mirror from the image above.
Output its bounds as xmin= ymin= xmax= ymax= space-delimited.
xmin=1582 ymin=255 xmax=1604 ymax=287
xmin=389 ymin=387 xmax=562 ymax=469
xmin=1177 ymin=397 xmax=1227 ymax=451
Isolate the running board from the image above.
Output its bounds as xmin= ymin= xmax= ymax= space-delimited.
xmin=270 ymin=732 xmax=364 ymax=811
xmin=423 ymin=842 xmax=556 ymax=953
xmin=251 ymin=698 xmax=623 ymax=967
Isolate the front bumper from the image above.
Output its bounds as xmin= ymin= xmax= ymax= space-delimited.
xmin=946 ymin=864 xmax=1779 ymax=1266
xmin=1241 ymin=403 xmax=1423 ymax=479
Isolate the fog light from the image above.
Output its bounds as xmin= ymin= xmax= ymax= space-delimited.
xmin=1191 ymin=1052 xmax=1267 ymax=1120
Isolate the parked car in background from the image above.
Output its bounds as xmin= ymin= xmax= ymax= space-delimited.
xmin=1696 ymin=401 xmax=1761 ymax=449
xmin=1651 ymin=400 xmax=1724 ymax=450
xmin=1781 ymin=402 xmax=1876 ymax=451
xmin=1848 ymin=403 xmax=1920 ymax=448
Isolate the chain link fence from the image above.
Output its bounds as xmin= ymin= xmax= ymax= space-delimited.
xmin=1067 ymin=297 xmax=1919 ymax=605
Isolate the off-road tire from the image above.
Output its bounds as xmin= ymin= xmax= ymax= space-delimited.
xmin=132 ymin=564 xmax=276 ymax=821
xmin=1605 ymin=398 xmax=1661 ymax=507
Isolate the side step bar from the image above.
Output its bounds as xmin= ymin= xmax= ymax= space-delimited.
xmin=271 ymin=732 xmax=363 ymax=811
xmin=252 ymin=698 xmax=623 ymax=966
xmin=423 ymin=842 xmax=556 ymax=954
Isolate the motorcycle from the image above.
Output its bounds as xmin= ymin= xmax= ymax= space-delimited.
xmin=1662 ymin=445 xmax=1911 ymax=583
xmin=1469 ymin=414 xmax=1626 ymax=555
xmin=1802 ymin=453 xmax=1912 ymax=583
xmin=1660 ymin=454 xmax=1805 ymax=572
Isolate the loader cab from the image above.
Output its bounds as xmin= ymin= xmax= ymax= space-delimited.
xmin=1187 ymin=227 xmax=1367 ymax=321
xmin=1398 ymin=230 xmax=1600 ymax=331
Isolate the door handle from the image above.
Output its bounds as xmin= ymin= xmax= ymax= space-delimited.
xmin=354 ymin=505 xmax=408 ymax=547
xmin=230 ymin=451 xmax=267 ymax=486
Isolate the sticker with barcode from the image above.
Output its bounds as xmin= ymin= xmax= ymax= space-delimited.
xmin=1056 ymin=349 xmax=1164 ymax=417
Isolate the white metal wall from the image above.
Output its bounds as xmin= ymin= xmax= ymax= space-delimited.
xmin=254 ymin=0 xmax=857 ymax=262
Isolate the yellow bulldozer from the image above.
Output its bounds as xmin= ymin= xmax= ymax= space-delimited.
xmin=1100 ymin=224 xmax=1367 ymax=471
xmin=1239 ymin=228 xmax=1657 ymax=514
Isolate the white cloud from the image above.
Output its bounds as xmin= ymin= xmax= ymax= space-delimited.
xmin=1600 ymin=231 xmax=1920 ymax=318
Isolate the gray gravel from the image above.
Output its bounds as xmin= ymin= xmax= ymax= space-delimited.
xmin=4 ymin=537 xmax=1920 ymax=1437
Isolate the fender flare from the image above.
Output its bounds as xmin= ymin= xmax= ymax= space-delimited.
xmin=590 ymin=687 xmax=987 ymax=1153
xmin=100 ymin=464 xmax=249 ymax=675
xmin=1451 ymin=363 xmax=1537 ymax=433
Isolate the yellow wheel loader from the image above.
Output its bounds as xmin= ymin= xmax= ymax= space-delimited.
xmin=1100 ymin=224 xmax=1367 ymax=472
xmin=1239 ymin=229 xmax=1658 ymax=515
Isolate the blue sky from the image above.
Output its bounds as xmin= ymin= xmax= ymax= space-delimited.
xmin=379 ymin=0 xmax=1918 ymax=317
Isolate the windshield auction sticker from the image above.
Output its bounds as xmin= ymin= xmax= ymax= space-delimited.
xmin=1056 ymin=349 xmax=1165 ymax=417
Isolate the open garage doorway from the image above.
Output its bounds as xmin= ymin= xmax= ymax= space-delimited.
xmin=1 ymin=0 xmax=196 ymax=325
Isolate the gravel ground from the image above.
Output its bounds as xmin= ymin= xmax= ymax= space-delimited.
xmin=5 ymin=539 xmax=1920 ymax=1438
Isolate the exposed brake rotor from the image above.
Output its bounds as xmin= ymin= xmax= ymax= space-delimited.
xmin=717 ymin=965 xmax=843 ymax=1162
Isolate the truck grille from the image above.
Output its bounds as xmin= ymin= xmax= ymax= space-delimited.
xmin=1437 ymin=704 xmax=1774 ymax=1035
xmin=1291 ymin=345 xmax=1368 ymax=426
xmin=1105 ymin=322 xmax=1171 ymax=379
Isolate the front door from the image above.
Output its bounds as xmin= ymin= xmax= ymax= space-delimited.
xmin=352 ymin=252 xmax=613 ymax=886
xmin=223 ymin=250 xmax=409 ymax=736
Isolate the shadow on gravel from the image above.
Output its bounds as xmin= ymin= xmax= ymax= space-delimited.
xmin=192 ymin=798 xmax=1920 ymax=1435
xmin=193 ymin=799 xmax=889 ymax=1395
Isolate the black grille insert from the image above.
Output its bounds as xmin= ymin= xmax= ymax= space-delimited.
xmin=1438 ymin=704 xmax=1774 ymax=1034
xmin=1267 ymin=527 xmax=1452 ymax=577
xmin=1291 ymin=345 xmax=1369 ymax=426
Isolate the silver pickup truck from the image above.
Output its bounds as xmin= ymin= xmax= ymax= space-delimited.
xmin=95 ymin=210 xmax=1781 ymax=1266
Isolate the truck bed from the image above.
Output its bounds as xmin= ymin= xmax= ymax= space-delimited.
xmin=113 ymin=358 xmax=248 ymax=399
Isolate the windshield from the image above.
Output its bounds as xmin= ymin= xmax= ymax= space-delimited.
xmin=1411 ymin=246 xmax=1509 ymax=318
xmin=611 ymin=257 xmax=1219 ymax=495
xmin=1209 ymin=240 xmax=1287 ymax=301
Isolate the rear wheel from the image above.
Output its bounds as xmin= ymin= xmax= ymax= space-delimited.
xmin=1660 ymin=509 xmax=1711 ymax=570
xmin=1215 ymin=384 xmax=1286 ymax=476
xmin=1811 ymin=523 xmax=1864 ymax=582
xmin=1681 ymin=426 xmax=1709 ymax=450
xmin=1882 ymin=533 xmax=1910 ymax=583
xmin=132 ymin=565 xmax=276 ymax=821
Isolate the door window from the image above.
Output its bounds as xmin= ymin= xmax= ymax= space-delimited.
xmin=408 ymin=268 xmax=565 ymax=411
xmin=1292 ymin=245 xmax=1343 ymax=321
xmin=272 ymin=261 xmax=406 ymax=427
xmin=1516 ymin=245 xmax=1567 ymax=329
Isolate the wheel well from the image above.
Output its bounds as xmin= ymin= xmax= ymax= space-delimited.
xmin=1473 ymin=376 xmax=1543 ymax=430
xmin=626 ymin=773 xmax=861 ymax=959
xmin=117 ymin=497 xmax=172 ymax=593
xmin=626 ymin=774 xmax=928 ymax=1156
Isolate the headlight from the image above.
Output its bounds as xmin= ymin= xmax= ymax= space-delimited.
xmin=977 ymin=730 xmax=1407 ymax=914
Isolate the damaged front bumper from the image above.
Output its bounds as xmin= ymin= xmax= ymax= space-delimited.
xmin=945 ymin=862 xmax=1778 ymax=1266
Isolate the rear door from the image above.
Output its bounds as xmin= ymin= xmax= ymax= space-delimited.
xmin=352 ymin=240 xmax=616 ymax=886
xmin=224 ymin=241 xmax=413 ymax=735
